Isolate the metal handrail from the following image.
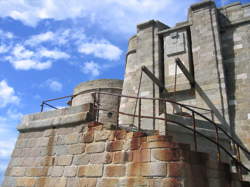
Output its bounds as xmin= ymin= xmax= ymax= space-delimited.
xmin=96 ymin=91 xmax=250 ymax=157
xmin=40 ymin=91 xmax=250 ymax=176
xmin=93 ymin=91 xmax=250 ymax=177
xmin=95 ymin=105 xmax=250 ymax=173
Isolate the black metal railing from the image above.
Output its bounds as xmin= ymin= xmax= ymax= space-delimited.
xmin=91 ymin=91 xmax=250 ymax=179
xmin=40 ymin=91 xmax=250 ymax=178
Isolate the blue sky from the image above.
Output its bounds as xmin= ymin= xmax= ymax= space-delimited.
xmin=0 ymin=0 xmax=250 ymax=183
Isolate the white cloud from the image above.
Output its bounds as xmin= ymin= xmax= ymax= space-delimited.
xmin=10 ymin=59 xmax=52 ymax=70
xmin=82 ymin=61 xmax=101 ymax=77
xmin=7 ymin=44 xmax=52 ymax=70
xmin=25 ymin=29 xmax=86 ymax=47
xmin=39 ymin=48 xmax=70 ymax=59
xmin=25 ymin=31 xmax=54 ymax=46
xmin=0 ymin=45 xmax=10 ymax=54
xmin=0 ymin=0 xmax=199 ymax=34
xmin=78 ymin=40 xmax=122 ymax=61
xmin=12 ymin=44 xmax=34 ymax=59
xmin=6 ymin=108 xmax=23 ymax=121
xmin=45 ymin=79 xmax=63 ymax=92
xmin=0 ymin=80 xmax=20 ymax=108
xmin=0 ymin=139 xmax=16 ymax=158
xmin=0 ymin=29 xmax=14 ymax=39
xmin=6 ymin=44 xmax=69 ymax=70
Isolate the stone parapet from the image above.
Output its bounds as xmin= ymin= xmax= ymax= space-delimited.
xmin=17 ymin=103 xmax=94 ymax=132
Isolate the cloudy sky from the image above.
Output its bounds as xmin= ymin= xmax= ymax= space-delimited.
xmin=0 ymin=0 xmax=249 ymax=183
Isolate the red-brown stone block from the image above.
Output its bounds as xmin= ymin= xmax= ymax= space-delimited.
xmin=83 ymin=130 xmax=94 ymax=143
xmin=106 ymin=140 xmax=124 ymax=152
xmin=168 ymin=162 xmax=184 ymax=177
xmin=132 ymin=149 xmax=150 ymax=162
xmin=78 ymin=165 xmax=103 ymax=177
xmin=114 ymin=130 xmax=127 ymax=140
xmin=152 ymin=149 xmax=180 ymax=161
xmin=141 ymin=141 xmax=178 ymax=149
xmin=113 ymin=151 xmax=130 ymax=163
xmin=86 ymin=142 xmax=105 ymax=153
xmin=126 ymin=163 xmax=141 ymax=176
xmin=104 ymin=165 xmax=125 ymax=177
xmin=162 ymin=178 xmax=182 ymax=187
xmin=79 ymin=178 xmax=97 ymax=187
xmin=147 ymin=135 xmax=172 ymax=142
xmin=141 ymin=162 xmax=167 ymax=177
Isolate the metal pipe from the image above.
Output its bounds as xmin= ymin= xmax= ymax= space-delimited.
xmin=43 ymin=102 xmax=58 ymax=110
xmin=215 ymin=125 xmax=221 ymax=162
xmin=164 ymin=101 xmax=168 ymax=136
xmin=133 ymin=71 xmax=143 ymax=125
xmin=138 ymin=98 xmax=142 ymax=131
xmin=192 ymin=111 xmax=197 ymax=152
xmin=117 ymin=96 xmax=120 ymax=129
xmin=40 ymin=102 xmax=44 ymax=112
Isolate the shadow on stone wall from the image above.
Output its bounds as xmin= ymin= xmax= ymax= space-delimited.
xmin=219 ymin=12 xmax=250 ymax=167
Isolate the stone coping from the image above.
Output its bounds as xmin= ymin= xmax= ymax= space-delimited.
xmin=73 ymin=79 xmax=123 ymax=95
xmin=137 ymin=20 xmax=168 ymax=31
xmin=190 ymin=0 xmax=215 ymax=11
xmin=158 ymin=22 xmax=191 ymax=35
xmin=17 ymin=104 xmax=94 ymax=132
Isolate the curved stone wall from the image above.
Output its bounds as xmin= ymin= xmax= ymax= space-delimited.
xmin=72 ymin=79 xmax=123 ymax=126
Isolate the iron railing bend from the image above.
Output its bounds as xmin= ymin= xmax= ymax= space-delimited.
xmin=93 ymin=91 xmax=250 ymax=176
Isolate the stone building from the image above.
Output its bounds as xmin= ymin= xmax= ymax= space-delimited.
xmin=2 ymin=1 xmax=250 ymax=186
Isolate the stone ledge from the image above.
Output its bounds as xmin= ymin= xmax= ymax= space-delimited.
xmin=17 ymin=104 xmax=94 ymax=132
xmin=137 ymin=20 xmax=168 ymax=32
xmin=190 ymin=0 xmax=215 ymax=11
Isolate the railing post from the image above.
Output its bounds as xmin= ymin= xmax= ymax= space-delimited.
xmin=215 ymin=125 xmax=221 ymax=162
xmin=96 ymin=92 xmax=100 ymax=123
xmin=116 ymin=96 xmax=120 ymax=129
xmin=92 ymin=93 xmax=97 ymax=123
xmin=236 ymin=145 xmax=242 ymax=180
xmin=192 ymin=111 xmax=198 ymax=152
xmin=164 ymin=101 xmax=168 ymax=136
xmin=40 ymin=102 xmax=44 ymax=112
xmin=211 ymin=111 xmax=215 ymax=121
xmin=153 ymin=98 xmax=155 ymax=130
xmin=138 ymin=98 xmax=141 ymax=131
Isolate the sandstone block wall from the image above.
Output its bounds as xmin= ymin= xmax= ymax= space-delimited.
xmin=218 ymin=2 xmax=250 ymax=178
xmin=119 ymin=20 xmax=168 ymax=128
xmin=3 ymin=121 xmax=247 ymax=187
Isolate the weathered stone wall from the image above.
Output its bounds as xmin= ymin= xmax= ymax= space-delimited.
xmin=3 ymin=120 xmax=246 ymax=187
xmin=119 ymin=20 xmax=168 ymax=128
xmin=119 ymin=0 xmax=250 ymax=179
xmin=72 ymin=79 xmax=123 ymax=126
xmin=218 ymin=2 xmax=250 ymax=180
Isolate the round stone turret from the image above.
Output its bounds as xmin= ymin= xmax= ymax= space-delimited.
xmin=72 ymin=79 xmax=123 ymax=125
